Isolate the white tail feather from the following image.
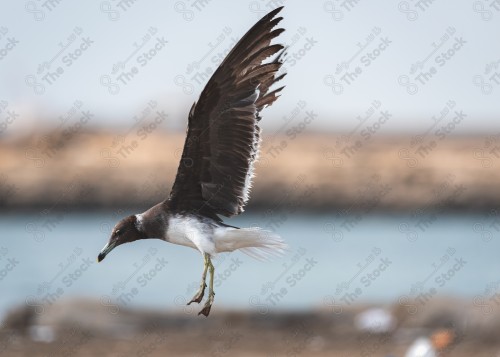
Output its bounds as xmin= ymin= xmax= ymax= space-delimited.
xmin=214 ymin=227 xmax=287 ymax=261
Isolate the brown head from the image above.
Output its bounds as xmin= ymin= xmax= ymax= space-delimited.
xmin=97 ymin=215 xmax=145 ymax=262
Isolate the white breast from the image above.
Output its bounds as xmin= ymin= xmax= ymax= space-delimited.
xmin=165 ymin=215 xmax=217 ymax=255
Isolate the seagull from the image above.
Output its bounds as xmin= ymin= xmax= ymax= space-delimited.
xmin=97 ymin=7 xmax=288 ymax=316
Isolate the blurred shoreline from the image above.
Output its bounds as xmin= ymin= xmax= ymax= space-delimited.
xmin=0 ymin=131 xmax=496 ymax=212
xmin=2 ymin=297 xmax=500 ymax=356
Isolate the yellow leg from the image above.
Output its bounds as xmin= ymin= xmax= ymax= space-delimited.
xmin=187 ymin=254 xmax=209 ymax=305
xmin=199 ymin=254 xmax=215 ymax=316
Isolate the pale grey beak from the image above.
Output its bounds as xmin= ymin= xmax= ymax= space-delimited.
xmin=97 ymin=241 xmax=116 ymax=263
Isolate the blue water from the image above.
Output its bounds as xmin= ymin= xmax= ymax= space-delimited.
xmin=0 ymin=211 xmax=496 ymax=321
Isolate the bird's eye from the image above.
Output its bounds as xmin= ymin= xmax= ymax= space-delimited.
xmin=115 ymin=229 xmax=121 ymax=235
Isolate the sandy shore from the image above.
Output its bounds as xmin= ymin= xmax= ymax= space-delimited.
xmin=2 ymin=297 xmax=500 ymax=356
xmin=0 ymin=131 xmax=497 ymax=211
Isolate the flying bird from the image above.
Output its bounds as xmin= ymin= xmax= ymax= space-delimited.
xmin=97 ymin=6 xmax=287 ymax=316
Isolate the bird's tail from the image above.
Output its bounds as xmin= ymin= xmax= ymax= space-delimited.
xmin=214 ymin=227 xmax=287 ymax=261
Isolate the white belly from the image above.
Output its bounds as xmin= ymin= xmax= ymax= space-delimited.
xmin=165 ymin=215 xmax=287 ymax=260
xmin=165 ymin=215 xmax=217 ymax=255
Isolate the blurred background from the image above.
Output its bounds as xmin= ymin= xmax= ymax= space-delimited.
xmin=1 ymin=1 xmax=500 ymax=356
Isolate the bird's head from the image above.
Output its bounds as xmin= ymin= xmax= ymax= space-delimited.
xmin=97 ymin=215 xmax=144 ymax=262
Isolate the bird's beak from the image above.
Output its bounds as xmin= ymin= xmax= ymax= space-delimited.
xmin=97 ymin=241 xmax=116 ymax=262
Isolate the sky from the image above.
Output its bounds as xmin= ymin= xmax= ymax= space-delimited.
xmin=0 ymin=0 xmax=499 ymax=135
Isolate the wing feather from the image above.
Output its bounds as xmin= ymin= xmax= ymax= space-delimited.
xmin=168 ymin=7 xmax=286 ymax=219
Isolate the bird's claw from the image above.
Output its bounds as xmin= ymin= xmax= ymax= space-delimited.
xmin=187 ymin=283 xmax=207 ymax=305
xmin=198 ymin=292 xmax=215 ymax=317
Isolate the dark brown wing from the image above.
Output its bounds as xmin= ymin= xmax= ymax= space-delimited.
xmin=167 ymin=6 xmax=286 ymax=219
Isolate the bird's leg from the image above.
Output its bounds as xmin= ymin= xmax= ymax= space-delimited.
xmin=187 ymin=253 xmax=209 ymax=305
xmin=198 ymin=254 xmax=215 ymax=316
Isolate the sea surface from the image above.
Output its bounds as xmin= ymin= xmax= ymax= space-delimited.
xmin=0 ymin=210 xmax=497 ymax=321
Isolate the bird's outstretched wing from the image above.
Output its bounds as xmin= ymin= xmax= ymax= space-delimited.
xmin=167 ymin=6 xmax=286 ymax=219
